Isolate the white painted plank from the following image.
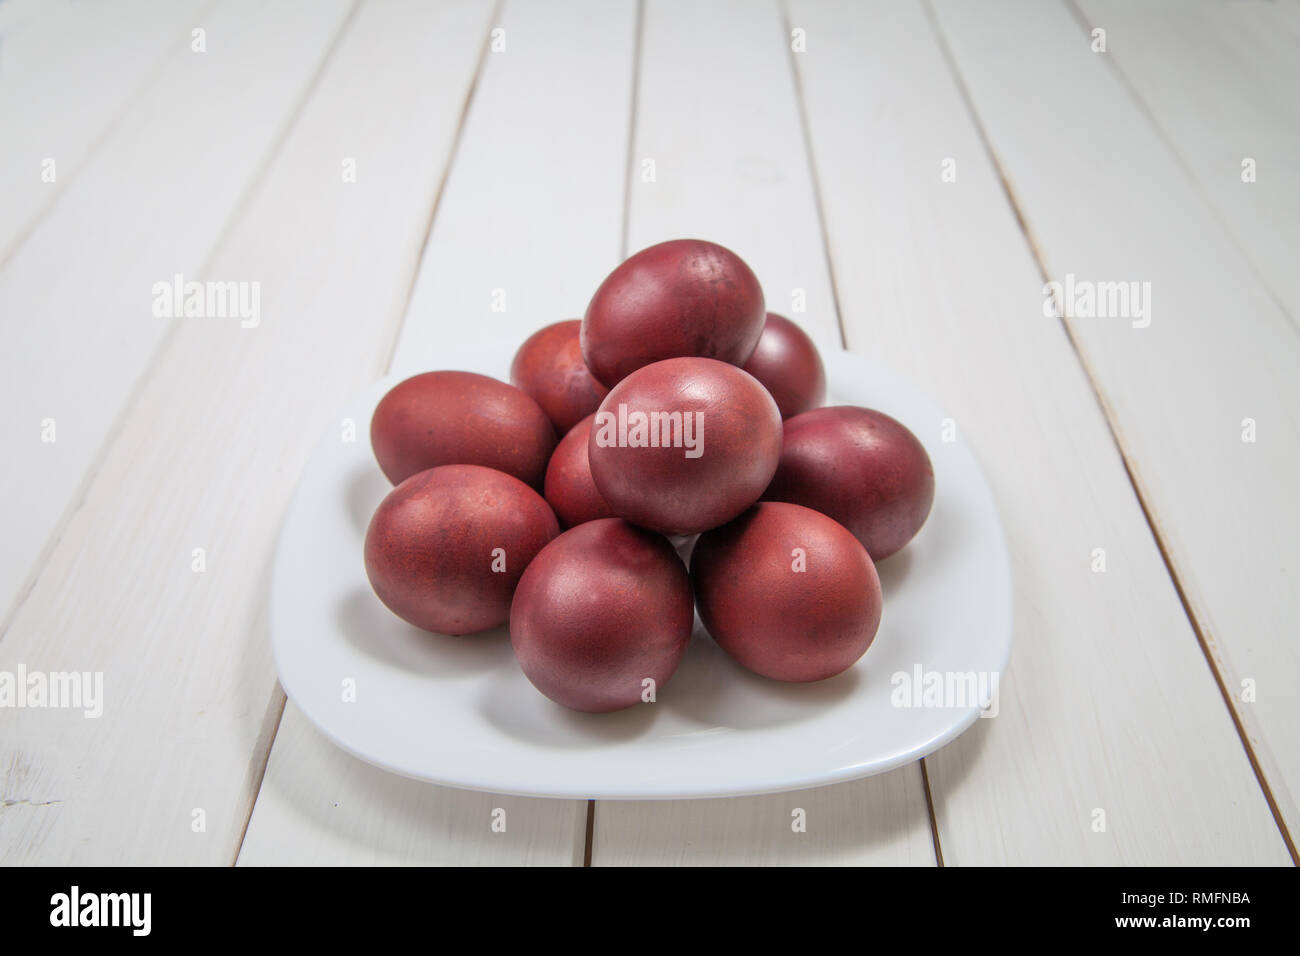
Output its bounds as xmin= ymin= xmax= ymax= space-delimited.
xmin=0 ymin=0 xmax=355 ymax=625
xmin=592 ymin=0 xmax=936 ymax=866
xmin=594 ymin=772 xmax=935 ymax=866
xmin=622 ymin=0 xmax=841 ymax=346
xmin=931 ymin=0 xmax=1300 ymax=849
xmin=791 ymin=0 xmax=1290 ymax=863
xmin=238 ymin=0 xmax=639 ymax=866
xmin=932 ymin=0 xmax=1300 ymax=859
xmin=1077 ymin=0 xmax=1300 ymax=322
xmin=0 ymin=0 xmax=210 ymax=262
xmin=0 ymin=0 xmax=495 ymax=865
xmin=395 ymin=0 xmax=637 ymax=356
xmin=237 ymin=706 xmax=586 ymax=866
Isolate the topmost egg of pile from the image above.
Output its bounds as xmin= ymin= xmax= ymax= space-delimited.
xmin=580 ymin=239 xmax=767 ymax=387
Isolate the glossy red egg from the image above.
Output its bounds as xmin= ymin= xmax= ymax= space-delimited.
xmin=543 ymin=414 xmax=616 ymax=528
xmin=581 ymin=239 xmax=766 ymax=387
xmin=742 ymin=313 xmax=827 ymax=419
xmin=370 ymin=371 xmax=556 ymax=488
xmin=691 ymin=502 xmax=882 ymax=682
xmin=509 ymin=319 xmax=610 ymax=435
xmin=364 ymin=464 xmax=559 ymax=635
xmin=510 ymin=518 xmax=694 ymax=712
xmin=764 ymin=406 xmax=934 ymax=560
xmin=587 ymin=357 xmax=783 ymax=535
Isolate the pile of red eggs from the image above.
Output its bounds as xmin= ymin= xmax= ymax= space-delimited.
xmin=363 ymin=239 xmax=934 ymax=713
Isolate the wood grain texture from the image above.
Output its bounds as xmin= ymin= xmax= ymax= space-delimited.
xmin=239 ymin=0 xmax=639 ymax=866
xmin=0 ymin=0 xmax=356 ymax=624
xmin=0 ymin=0 xmax=210 ymax=263
xmin=931 ymin=0 xmax=1298 ymax=857
xmin=791 ymin=0 xmax=1290 ymax=864
xmin=0 ymin=0 xmax=494 ymax=865
xmin=591 ymin=0 xmax=936 ymax=866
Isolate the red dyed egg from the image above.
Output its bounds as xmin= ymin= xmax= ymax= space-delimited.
xmin=364 ymin=464 xmax=559 ymax=635
xmin=543 ymin=414 xmax=616 ymax=528
xmin=510 ymin=518 xmax=694 ymax=712
xmin=509 ymin=319 xmax=609 ymax=435
xmin=587 ymin=357 xmax=782 ymax=535
xmin=581 ymin=239 xmax=766 ymax=387
xmin=742 ymin=313 xmax=826 ymax=419
xmin=764 ymin=406 xmax=934 ymax=560
xmin=691 ymin=502 xmax=882 ymax=682
xmin=370 ymin=371 xmax=556 ymax=488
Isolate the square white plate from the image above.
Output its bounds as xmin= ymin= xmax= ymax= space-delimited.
xmin=271 ymin=343 xmax=1012 ymax=798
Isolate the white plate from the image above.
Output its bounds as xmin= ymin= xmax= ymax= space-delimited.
xmin=271 ymin=342 xmax=1012 ymax=799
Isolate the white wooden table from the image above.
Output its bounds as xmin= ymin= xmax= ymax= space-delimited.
xmin=1 ymin=0 xmax=1296 ymax=866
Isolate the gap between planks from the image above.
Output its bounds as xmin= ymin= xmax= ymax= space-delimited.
xmin=231 ymin=688 xmax=288 ymax=866
xmin=921 ymin=0 xmax=1298 ymax=865
xmin=618 ymin=0 xmax=645 ymax=261
xmin=583 ymin=800 xmax=595 ymax=866
xmin=919 ymin=759 xmax=944 ymax=867
xmin=378 ymin=0 xmax=506 ymax=379
xmin=781 ymin=0 xmax=848 ymax=352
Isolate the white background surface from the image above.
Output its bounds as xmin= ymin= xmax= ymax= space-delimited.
xmin=0 ymin=0 xmax=1295 ymax=866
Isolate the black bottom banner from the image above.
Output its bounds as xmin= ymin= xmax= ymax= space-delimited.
xmin=2 ymin=864 xmax=1290 ymax=942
